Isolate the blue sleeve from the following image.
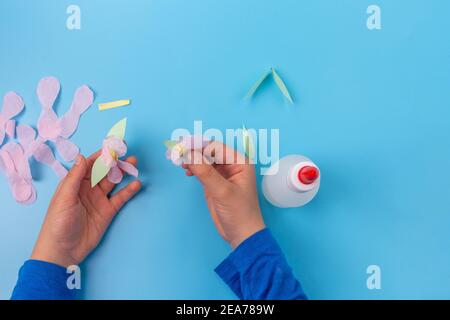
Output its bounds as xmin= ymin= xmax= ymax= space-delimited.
xmin=215 ymin=228 xmax=307 ymax=300
xmin=11 ymin=260 xmax=78 ymax=300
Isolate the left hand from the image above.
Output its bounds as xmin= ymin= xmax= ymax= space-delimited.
xmin=31 ymin=151 xmax=142 ymax=267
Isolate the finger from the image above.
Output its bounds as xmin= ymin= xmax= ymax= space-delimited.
xmin=99 ymin=156 xmax=137 ymax=195
xmin=58 ymin=155 xmax=88 ymax=197
xmin=203 ymin=141 xmax=246 ymax=165
xmin=186 ymin=150 xmax=232 ymax=197
xmin=110 ymin=180 xmax=142 ymax=212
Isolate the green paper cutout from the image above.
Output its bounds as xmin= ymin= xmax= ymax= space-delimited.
xmin=242 ymin=125 xmax=255 ymax=160
xmin=164 ymin=140 xmax=178 ymax=150
xmin=91 ymin=118 xmax=128 ymax=188
xmin=107 ymin=118 xmax=127 ymax=140
xmin=246 ymin=70 xmax=271 ymax=99
xmin=271 ymin=68 xmax=294 ymax=104
xmin=245 ymin=68 xmax=294 ymax=104
xmin=91 ymin=157 xmax=111 ymax=188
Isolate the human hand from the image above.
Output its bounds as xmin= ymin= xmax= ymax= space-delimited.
xmin=31 ymin=151 xmax=142 ymax=267
xmin=183 ymin=142 xmax=265 ymax=249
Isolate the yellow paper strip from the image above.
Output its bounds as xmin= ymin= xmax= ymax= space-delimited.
xmin=98 ymin=99 xmax=131 ymax=111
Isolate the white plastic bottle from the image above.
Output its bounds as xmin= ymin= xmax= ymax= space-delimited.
xmin=262 ymin=155 xmax=320 ymax=208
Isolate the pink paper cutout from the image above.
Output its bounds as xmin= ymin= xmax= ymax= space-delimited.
xmin=0 ymin=142 xmax=36 ymax=204
xmin=54 ymin=136 xmax=79 ymax=163
xmin=17 ymin=124 xmax=68 ymax=179
xmin=101 ymin=136 xmax=138 ymax=184
xmin=165 ymin=135 xmax=209 ymax=166
xmin=0 ymin=77 xmax=92 ymax=205
xmin=59 ymin=85 xmax=94 ymax=138
xmin=36 ymin=77 xmax=94 ymax=162
xmin=0 ymin=92 xmax=25 ymax=145
xmin=34 ymin=143 xmax=68 ymax=179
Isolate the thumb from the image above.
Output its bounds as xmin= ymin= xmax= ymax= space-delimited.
xmin=187 ymin=151 xmax=231 ymax=196
xmin=59 ymin=155 xmax=87 ymax=194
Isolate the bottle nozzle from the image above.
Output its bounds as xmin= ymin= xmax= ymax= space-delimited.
xmin=298 ymin=166 xmax=319 ymax=185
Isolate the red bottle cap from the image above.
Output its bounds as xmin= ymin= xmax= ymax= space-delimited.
xmin=298 ymin=166 xmax=319 ymax=185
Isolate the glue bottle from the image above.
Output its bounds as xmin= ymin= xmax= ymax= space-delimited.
xmin=262 ymin=155 xmax=320 ymax=208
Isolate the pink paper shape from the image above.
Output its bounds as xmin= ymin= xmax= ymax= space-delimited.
xmin=0 ymin=92 xmax=25 ymax=145
xmin=36 ymin=76 xmax=94 ymax=162
xmin=165 ymin=135 xmax=209 ymax=166
xmin=17 ymin=124 xmax=68 ymax=179
xmin=0 ymin=142 xmax=36 ymax=204
xmin=101 ymin=136 xmax=138 ymax=184
xmin=59 ymin=85 xmax=94 ymax=138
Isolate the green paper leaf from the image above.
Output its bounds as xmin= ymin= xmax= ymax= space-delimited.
xmin=107 ymin=118 xmax=127 ymax=140
xmin=271 ymin=68 xmax=294 ymax=104
xmin=242 ymin=125 xmax=255 ymax=159
xmin=164 ymin=140 xmax=178 ymax=150
xmin=91 ymin=157 xmax=110 ymax=188
xmin=245 ymin=70 xmax=271 ymax=99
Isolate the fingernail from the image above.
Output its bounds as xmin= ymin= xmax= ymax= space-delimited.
xmin=75 ymin=155 xmax=82 ymax=165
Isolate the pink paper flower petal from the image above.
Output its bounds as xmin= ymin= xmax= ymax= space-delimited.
xmin=37 ymin=115 xmax=61 ymax=140
xmin=5 ymin=120 xmax=15 ymax=138
xmin=54 ymin=137 xmax=79 ymax=162
xmin=36 ymin=76 xmax=60 ymax=112
xmin=0 ymin=142 xmax=36 ymax=204
xmin=2 ymin=92 xmax=24 ymax=119
xmin=107 ymin=166 xmax=123 ymax=184
xmin=0 ymin=130 xmax=5 ymax=146
xmin=59 ymin=85 xmax=94 ymax=138
xmin=52 ymin=161 xmax=68 ymax=179
xmin=16 ymin=124 xmax=36 ymax=150
xmin=19 ymin=184 xmax=37 ymax=205
xmin=12 ymin=178 xmax=32 ymax=202
xmin=118 ymin=160 xmax=138 ymax=177
xmin=33 ymin=143 xmax=54 ymax=165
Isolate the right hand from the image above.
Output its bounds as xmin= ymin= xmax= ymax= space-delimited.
xmin=183 ymin=142 xmax=265 ymax=249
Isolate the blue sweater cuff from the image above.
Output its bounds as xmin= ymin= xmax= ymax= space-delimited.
xmin=11 ymin=260 xmax=78 ymax=300
xmin=215 ymin=228 xmax=307 ymax=300
xmin=216 ymin=228 xmax=278 ymax=274
xmin=215 ymin=228 xmax=277 ymax=291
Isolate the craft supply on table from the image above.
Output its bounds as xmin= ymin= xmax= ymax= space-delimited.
xmin=0 ymin=92 xmax=24 ymax=146
xmin=0 ymin=142 xmax=36 ymax=205
xmin=246 ymin=67 xmax=294 ymax=104
xmin=98 ymin=99 xmax=131 ymax=111
xmin=262 ymin=155 xmax=320 ymax=208
xmin=36 ymin=76 xmax=93 ymax=163
xmin=0 ymin=76 xmax=93 ymax=205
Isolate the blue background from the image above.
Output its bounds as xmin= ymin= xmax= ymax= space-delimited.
xmin=1 ymin=0 xmax=450 ymax=299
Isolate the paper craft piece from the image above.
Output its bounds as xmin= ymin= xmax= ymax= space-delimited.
xmin=0 ymin=142 xmax=36 ymax=205
xmin=242 ymin=125 xmax=255 ymax=160
xmin=164 ymin=140 xmax=179 ymax=150
xmin=164 ymin=135 xmax=209 ymax=166
xmin=59 ymin=85 xmax=95 ymax=138
xmin=17 ymin=124 xmax=68 ymax=179
xmin=0 ymin=92 xmax=25 ymax=146
xmin=245 ymin=71 xmax=271 ymax=99
xmin=91 ymin=118 xmax=138 ymax=188
xmin=107 ymin=118 xmax=127 ymax=140
xmin=98 ymin=100 xmax=131 ymax=111
xmin=271 ymin=68 xmax=294 ymax=104
xmin=245 ymin=68 xmax=294 ymax=104
xmin=36 ymin=76 xmax=94 ymax=162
